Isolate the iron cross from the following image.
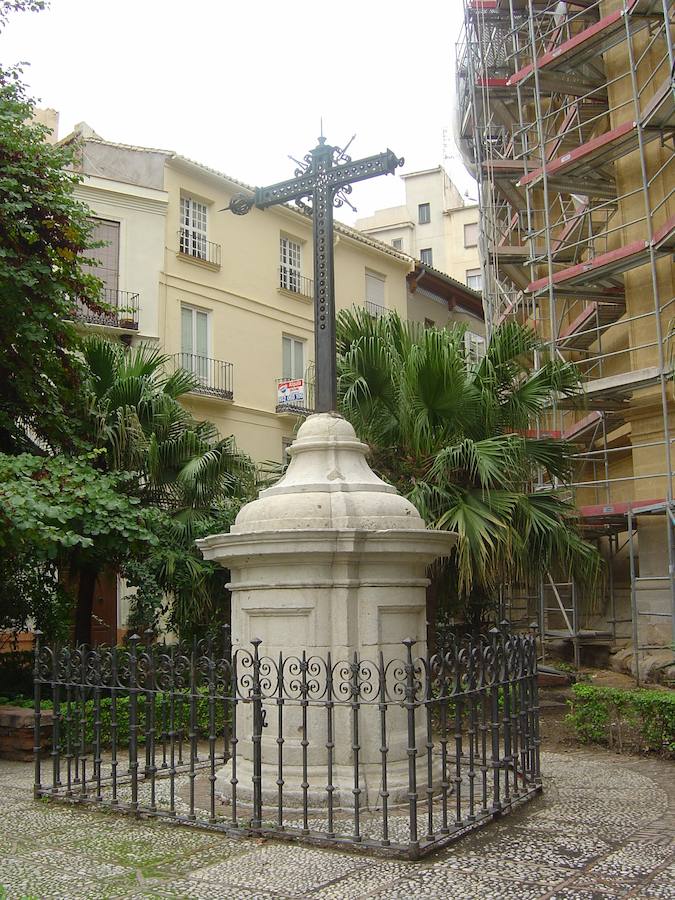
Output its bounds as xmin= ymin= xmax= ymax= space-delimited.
xmin=226 ymin=136 xmax=404 ymax=412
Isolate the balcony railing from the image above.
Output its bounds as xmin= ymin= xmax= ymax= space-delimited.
xmin=278 ymin=267 xmax=313 ymax=298
xmin=178 ymin=228 xmax=221 ymax=267
xmin=170 ymin=353 xmax=234 ymax=400
xmin=275 ymin=376 xmax=315 ymax=416
xmin=72 ymin=289 xmax=140 ymax=330
xmin=364 ymin=299 xmax=388 ymax=318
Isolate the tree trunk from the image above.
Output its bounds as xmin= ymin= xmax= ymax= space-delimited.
xmin=74 ymin=566 xmax=98 ymax=646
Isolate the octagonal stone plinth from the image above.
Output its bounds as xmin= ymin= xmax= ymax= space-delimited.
xmin=198 ymin=413 xmax=457 ymax=808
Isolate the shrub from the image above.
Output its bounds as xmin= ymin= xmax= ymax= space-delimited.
xmin=566 ymin=683 xmax=675 ymax=756
xmin=0 ymin=691 xmax=229 ymax=748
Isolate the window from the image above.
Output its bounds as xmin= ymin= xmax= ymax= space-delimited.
xmin=466 ymin=268 xmax=482 ymax=291
xmin=464 ymin=222 xmax=479 ymax=248
xmin=181 ymin=305 xmax=209 ymax=381
xmin=418 ymin=203 xmax=431 ymax=224
xmin=465 ymin=331 xmax=486 ymax=364
xmin=280 ymin=236 xmax=302 ymax=292
xmin=365 ymin=271 xmax=385 ymax=306
xmin=420 ymin=248 xmax=433 ymax=266
xmin=179 ymin=196 xmax=208 ymax=260
xmin=282 ymin=335 xmax=305 ymax=380
xmin=391 ymin=238 xmax=403 ymax=250
xmin=83 ymin=218 xmax=120 ymax=293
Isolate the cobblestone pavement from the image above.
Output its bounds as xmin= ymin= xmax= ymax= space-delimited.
xmin=0 ymin=750 xmax=673 ymax=899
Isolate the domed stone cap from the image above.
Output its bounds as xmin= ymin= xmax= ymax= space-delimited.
xmin=232 ymin=412 xmax=426 ymax=533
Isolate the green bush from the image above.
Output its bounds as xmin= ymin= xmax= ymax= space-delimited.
xmin=0 ymin=691 xmax=229 ymax=748
xmin=566 ymin=683 xmax=675 ymax=756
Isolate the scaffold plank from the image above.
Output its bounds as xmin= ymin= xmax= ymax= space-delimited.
xmin=579 ymin=498 xmax=665 ymax=519
xmin=641 ymin=77 xmax=675 ymax=130
xmin=562 ymin=409 xmax=625 ymax=443
xmin=518 ymin=121 xmax=663 ymax=191
xmin=652 ymin=213 xmax=675 ymax=251
xmin=508 ymin=2 xmax=646 ymax=88
xmin=578 ymin=366 xmax=665 ymax=407
xmin=527 ymin=240 xmax=650 ymax=294
xmin=558 ymin=299 xmax=626 ymax=350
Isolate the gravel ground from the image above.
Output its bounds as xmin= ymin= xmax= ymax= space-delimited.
xmin=0 ymin=749 xmax=673 ymax=899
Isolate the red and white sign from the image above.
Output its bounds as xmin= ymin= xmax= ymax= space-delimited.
xmin=277 ymin=379 xmax=305 ymax=405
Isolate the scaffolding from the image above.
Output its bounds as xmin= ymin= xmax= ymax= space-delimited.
xmin=458 ymin=0 xmax=675 ymax=677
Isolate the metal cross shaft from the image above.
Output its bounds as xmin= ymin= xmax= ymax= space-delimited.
xmin=227 ymin=137 xmax=404 ymax=412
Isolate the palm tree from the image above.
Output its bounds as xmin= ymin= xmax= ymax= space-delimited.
xmin=71 ymin=336 xmax=256 ymax=642
xmin=336 ymin=307 xmax=602 ymax=629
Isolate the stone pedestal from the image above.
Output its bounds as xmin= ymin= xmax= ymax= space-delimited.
xmin=198 ymin=413 xmax=457 ymax=809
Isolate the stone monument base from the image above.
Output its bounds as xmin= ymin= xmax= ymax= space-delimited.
xmin=216 ymin=756 xmax=447 ymax=812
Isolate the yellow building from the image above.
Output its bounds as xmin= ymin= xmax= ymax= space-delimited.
xmin=355 ymin=166 xmax=483 ymax=293
xmin=62 ymin=124 xmax=483 ymax=468
xmin=458 ymin=0 xmax=674 ymax=672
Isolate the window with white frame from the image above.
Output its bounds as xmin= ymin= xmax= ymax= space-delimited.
xmin=420 ymin=248 xmax=433 ymax=266
xmin=418 ymin=203 xmax=431 ymax=224
xmin=181 ymin=305 xmax=209 ymax=381
xmin=391 ymin=238 xmax=402 ymax=250
xmin=282 ymin=334 xmax=305 ymax=380
xmin=280 ymin=236 xmax=302 ymax=293
xmin=464 ymin=222 xmax=479 ymax=248
xmin=464 ymin=330 xmax=486 ymax=364
xmin=466 ymin=267 xmax=482 ymax=291
xmin=179 ymin=196 xmax=208 ymax=260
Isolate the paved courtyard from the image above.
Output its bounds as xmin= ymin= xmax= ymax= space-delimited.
xmin=0 ymin=749 xmax=673 ymax=899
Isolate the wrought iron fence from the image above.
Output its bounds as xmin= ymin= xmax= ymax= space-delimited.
xmin=278 ymin=266 xmax=314 ymax=298
xmin=33 ymin=626 xmax=541 ymax=859
xmin=169 ymin=353 xmax=234 ymax=400
xmin=72 ymin=289 xmax=140 ymax=329
xmin=178 ymin=228 xmax=222 ymax=267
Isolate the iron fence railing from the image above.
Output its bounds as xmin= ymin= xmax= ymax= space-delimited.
xmin=72 ymin=289 xmax=140 ymax=330
xmin=169 ymin=353 xmax=234 ymax=400
xmin=33 ymin=625 xmax=541 ymax=859
xmin=178 ymin=229 xmax=221 ymax=267
xmin=364 ymin=300 xmax=388 ymax=318
xmin=278 ymin=267 xmax=313 ymax=298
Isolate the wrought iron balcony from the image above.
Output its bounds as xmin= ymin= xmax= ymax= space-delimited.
xmin=72 ymin=289 xmax=140 ymax=330
xmin=278 ymin=267 xmax=313 ymax=298
xmin=169 ymin=353 xmax=234 ymax=400
xmin=364 ymin=299 xmax=387 ymax=318
xmin=275 ymin=376 xmax=315 ymax=416
xmin=178 ymin=229 xmax=222 ymax=267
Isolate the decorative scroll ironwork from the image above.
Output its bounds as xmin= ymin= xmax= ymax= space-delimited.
xmin=33 ymin=624 xmax=541 ymax=860
xmin=223 ymin=136 xmax=404 ymax=413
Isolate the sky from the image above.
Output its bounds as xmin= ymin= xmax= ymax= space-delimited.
xmin=1 ymin=0 xmax=476 ymax=225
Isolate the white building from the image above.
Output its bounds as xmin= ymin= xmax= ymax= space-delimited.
xmin=355 ymin=166 xmax=482 ymax=293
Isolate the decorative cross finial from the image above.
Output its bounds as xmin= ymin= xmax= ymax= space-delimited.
xmin=222 ymin=136 xmax=404 ymax=411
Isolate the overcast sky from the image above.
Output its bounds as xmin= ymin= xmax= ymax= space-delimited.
xmin=2 ymin=0 xmax=476 ymax=225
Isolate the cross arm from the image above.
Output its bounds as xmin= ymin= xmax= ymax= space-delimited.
xmin=324 ymin=149 xmax=404 ymax=190
xmin=254 ymin=173 xmax=316 ymax=209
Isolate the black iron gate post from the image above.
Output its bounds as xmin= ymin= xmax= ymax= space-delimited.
xmin=403 ymin=638 xmax=419 ymax=855
xmin=32 ymin=630 xmax=42 ymax=800
xmin=250 ymin=638 xmax=263 ymax=830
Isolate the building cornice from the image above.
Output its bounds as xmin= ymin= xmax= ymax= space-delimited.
xmin=75 ymin=179 xmax=168 ymax=216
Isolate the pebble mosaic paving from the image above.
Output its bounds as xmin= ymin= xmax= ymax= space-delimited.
xmin=0 ymin=750 xmax=672 ymax=898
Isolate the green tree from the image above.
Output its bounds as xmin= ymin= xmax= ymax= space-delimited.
xmin=336 ymin=308 xmax=602 ymax=628
xmin=0 ymin=1 xmax=102 ymax=453
xmin=0 ymin=454 xmax=158 ymax=640
xmin=78 ymin=336 xmax=257 ymax=640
